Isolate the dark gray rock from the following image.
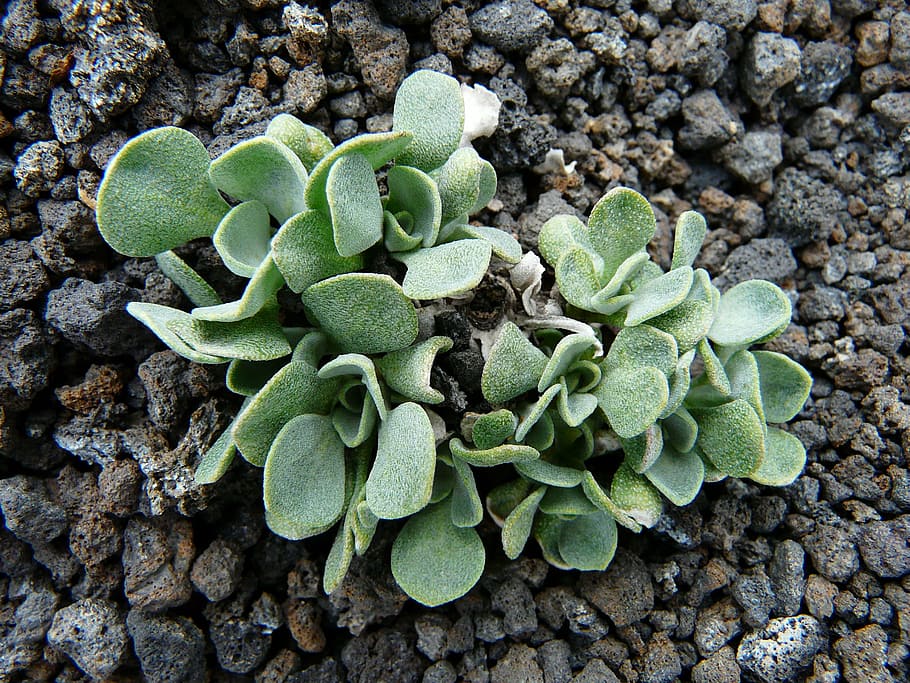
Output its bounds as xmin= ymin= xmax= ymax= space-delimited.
xmin=341 ymin=628 xmax=422 ymax=683
xmin=132 ymin=58 xmax=194 ymax=129
xmin=331 ymin=0 xmax=408 ymax=99
xmin=694 ymin=598 xmax=742 ymax=656
xmin=376 ymin=0 xmax=441 ymax=25
xmin=0 ymin=475 xmax=67 ymax=545
xmin=288 ymin=657 xmax=342 ymax=683
xmin=283 ymin=2 xmax=328 ymax=66
xmin=767 ymin=168 xmax=843 ymax=246
xmin=190 ymin=539 xmax=244 ymax=601
xmin=731 ymin=570 xmax=775 ymax=628
xmin=127 ymin=610 xmax=206 ymax=683
xmin=430 ymin=6 xmax=472 ymax=59
xmin=45 ymin=277 xmax=150 ymax=357
xmin=793 ymin=41 xmax=852 ymax=107
xmin=193 ymin=69 xmax=245 ymax=123
xmin=490 ymin=643 xmax=543 ymax=683
xmin=803 ymin=524 xmax=859 ymax=583
xmin=138 ymin=351 xmax=213 ymax=432
xmin=49 ymin=87 xmax=95 ymax=144
xmin=207 ymin=607 xmax=271 ymax=674
xmin=572 ymin=658 xmax=620 ymax=683
xmin=537 ymin=639 xmax=571 ymax=683
xmin=741 ymin=33 xmax=802 ymax=106
xmin=872 ymin=92 xmax=910 ymax=127
xmin=769 ymin=540 xmax=805 ymax=616
xmin=122 ymin=516 xmax=194 ymax=612
xmin=798 ymin=285 xmax=846 ymax=322
xmin=0 ymin=240 xmax=49 ymax=309
xmin=0 ymin=574 xmax=58 ymax=678
xmin=422 ymin=661 xmax=457 ymax=683
xmin=678 ymin=91 xmax=740 ymax=150
xmin=526 ymin=39 xmax=595 ymax=100
xmin=736 ymin=615 xmax=825 ymax=683
xmin=716 ymin=238 xmax=796 ymax=289
xmin=691 ymin=646 xmax=740 ymax=683
xmin=415 ymin=614 xmax=451 ymax=661
xmin=891 ymin=11 xmax=910 ymax=69
xmin=716 ymin=130 xmax=782 ymax=185
xmin=13 ymin=140 xmax=64 ymax=197
xmin=833 ymin=624 xmax=892 ymax=683
xmin=478 ymin=78 xmax=557 ymax=172
xmin=33 ymin=198 xmax=105 ymax=276
xmin=283 ymin=65 xmax=328 ymax=115
xmin=47 ymin=598 xmax=129 ymax=680
xmin=491 ymin=577 xmax=538 ymax=637
xmin=0 ymin=0 xmax=44 ymax=53
xmin=516 ymin=189 xmax=578 ymax=250
xmin=58 ymin=0 xmax=166 ymax=122
xmin=578 ymin=548 xmax=654 ymax=627
xmin=469 ymin=0 xmax=553 ymax=54
xmin=214 ymin=87 xmax=273 ymax=135
xmin=684 ymin=0 xmax=757 ymax=30
xmin=677 ymin=21 xmax=728 ymax=87
xmin=0 ymin=62 xmax=49 ymax=110
xmin=858 ymin=515 xmax=910 ymax=578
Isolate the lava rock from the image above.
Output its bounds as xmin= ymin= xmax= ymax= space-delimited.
xmin=858 ymin=515 xmax=910 ymax=578
xmin=579 ymin=548 xmax=654 ymax=627
xmin=122 ymin=516 xmax=194 ymax=612
xmin=207 ymin=607 xmax=272 ymax=674
xmin=803 ymin=524 xmax=859 ymax=583
xmin=375 ymin=0 xmax=441 ymax=25
xmin=0 ymin=0 xmax=44 ymax=52
xmin=45 ymin=277 xmax=150 ymax=357
xmin=285 ymin=600 xmax=326 ymax=653
xmin=741 ymin=32 xmax=802 ymax=106
xmin=47 ymin=598 xmax=129 ymax=680
xmin=478 ymin=78 xmax=557 ymax=171
xmin=283 ymin=65 xmax=328 ymax=115
xmin=283 ymin=3 xmax=329 ymax=66
xmin=490 ymin=643 xmax=543 ymax=683
xmin=33 ymin=198 xmax=105 ymax=276
xmin=526 ymin=38 xmax=595 ymax=100
xmin=691 ymin=646 xmax=741 ymax=683
xmin=731 ymin=570 xmax=775 ymax=628
xmin=683 ymin=0 xmax=757 ymax=31
xmin=871 ymin=92 xmax=910 ymax=127
xmin=132 ymin=57 xmax=194 ymax=129
xmin=678 ymin=91 xmax=740 ymax=150
xmin=0 ymin=240 xmax=49 ymax=310
xmin=430 ymin=6 xmax=472 ymax=58
xmin=792 ymin=41 xmax=852 ymax=107
xmin=716 ymin=130 xmax=782 ymax=185
xmin=889 ymin=11 xmax=910 ymax=69
xmin=537 ymin=639 xmax=571 ymax=683
xmin=767 ymin=168 xmax=843 ymax=246
xmin=193 ymin=69 xmax=245 ymax=123
xmin=49 ymin=87 xmax=95 ymax=144
xmin=469 ymin=0 xmax=553 ymax=54
xmin=490 ymin=577 xmax=538 ymax=637
xmin=0 ymin=62 xmax=50 ymax=110
xmin=736 ymin=615 xmax=826 ymax=683
xmin=138 ymin=351 xmax=213 ymax=432
xmin=833 ymin=624 xmax=892 ymax=683
xmin=340 ymin=628 xmax=423 ymax=683
xmin=677 ymin=21 xmax=729 ymax=87
xmin=13 ymin=140 xmax=64 ymax=197
xmin=127 ymin=609 xmax=206 ymax=683
xmin=190 ymin=539 xmax=244 ymax=602
xmin=0 ymin=475 xmax=67 ymax=545
xmin=715 ymin=238 xmax=796 ymax=289
xmin=769 ymin=540 xmax=805 ymax=616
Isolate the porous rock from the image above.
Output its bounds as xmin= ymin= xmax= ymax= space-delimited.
xmin=47 ymin=598 xmax=129 ymax=680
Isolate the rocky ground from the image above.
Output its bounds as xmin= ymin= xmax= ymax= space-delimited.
xmin=1 ymin=0 xmax=909 ymax=681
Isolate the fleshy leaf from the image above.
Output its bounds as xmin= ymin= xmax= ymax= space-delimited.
xmin=212 ymin=201 xmax=271 ymax=278
xmin=515 ymin=383 xmax=562 ymax=443
xmin=690 ymin=399 xmax=766 ymax=477
xmin=538 ymin=333 xmax=600 ymax=391
xmin=662 ymin=407 xmax=698 ymax=453
xmin=191 ymin=256 xmax=284 ymax=322
xmin=226 ymin=357 xmax=290 ymax=396
xmin=195 ymin=427 xmax=236 ymax=485
xmin=533 ymin=514 xmax=571 ymax=569
xmin=555 ymin=248 xmax=600 ymax=310
xmin=662 ymin=349 xmax=695 ymax=418
xmin=391 ymin=499 xmax=485 ymax=607
xmin=272 ymin=209 xmax=362 ymax=293
xmin=590 ymin=251 xmax=650 ymax=310
xmin=384 ymin=211 xmax=424 ymax=252
xmin=610 ymin=463 xmax=663 ymax=528
xmin=486 ymin=478 xmax=533 ymax=524
xmin=396 ymin=239 xmax=492 ymax=300
xmin=644 ymin=447 xmax=705 ymax=506
xmin=431 ymin=147 xmax=497 ymax=223
xmin=451 ymin=456 xmax=483 ymax=528
xmin=753 ymin=351 xmax=812 ymax=423
xmin=318 ymin=353 xmax=388 ymax=420
xmin=155 ymin=251 xmax=221 ymax=308
xmin=449 ymin=438 xmax=539 ymax=467
xmin=621 ymin=423 xmax=663 ymax=473
xmin=481 ymin=322 xmax=549 ymax=404
xmin=471 ymin=409 xmax=518 ymax=450
xmin=306 ymin=130 xmax=413 ymax=214
xmin=353 ymin=501 xmax=379 ymax=555
xmin=604 ymin=325 xmax=678 ymax=377
xmin=326 ymin=153 xmax=383 ymax=257
xmin=263 ymin=414 xmax=346 ymax=539
xmin=331 ymin=397 xmax=378 ymax=449
xmin=697 ymin=338 xmax=732 ymax=395
xmin=724 ymin=349 xmax=765 ymax=422
xmin=386 ymin=165 xmax=442 ymax=247
xmin=624 ymin=266 xmax=694 ymax=327
xmin=749 ymin=427 xmax=806 ymax=486
xmin=302 ymin=273 xmax=418 ymax=354
xmin=558 ymin=511 xmax=618 ymax=571
xmin=502 ymin=486 xmax=546 ymax=560
xmin=581 ymin=471 xmax=643 ymax=532
xmin=514 ymin=459 xmax=585 ymax=488
xmin=444 ymin=224 xmax=521 ymax=264
xmin=596 ymin=366 xmax=669 ymax=439
xmin=209 ymin=136 xmax=308 ymax=223
xmin=232 ymin=360 xmax=339 ymax=466
xmin=540 ymin=486 xmax=598 ymax=516
xmin=557 ymin=381 xmax=598 ymax=427
xmin=173 ymin=300 xmax=290 ymax=360
xmin=539 ymin=215 xmax=598 ymax=270
xmin=708 ymin=280 xmax=792 ymax=346
xmin=266 ymin=114 xmax=334 ymax=171
xmin=127 ymin=303 xmax=227 ymax=363
xmin=393 ymin=69 xmax=464 ymax=171
xmin=366 ymin=403 xmax=436 ymax=519
xmin=670 ymin=211 xmax=707 ymax=270
xmin=523 ymin=410 xmax=555 ymax=452
xmin=323 ymin=521 xmax=354 ymax=595
xmin=376 ymin=336 xmax=453 ymax=405
xmin=586 ymin=187 xmax=656 ymax=277
xmin=431 ymin=460 xmax=456 ymax=503
xmin=96 ymin=127 xmax=230 ymax=256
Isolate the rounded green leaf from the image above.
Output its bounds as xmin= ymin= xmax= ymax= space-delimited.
xmin=272 ymin=209 xmax=363 ymax=293
xmin=590 ymin=251 xmax=650 ymax=308
xmin=318 ymin=353 xmax=388 ymax=420
xmin=502 ymin=486 xmax=546 ymax=560
xmin=154 ymin=251 xmax=222 ymax=308
xmin=533 ymin=514 xmax=571 ymax=569
xmin=397 ymin=239 xmax=493 ymax=300
xmin=451 ymin=456 xmax=483 ymax=528
xmin=604 ymin=325 xmax=678 ymax=377
xmin=690 ymin=399 xmax=766 ymax=477
xmin=213 ymin=201 xmax=271 ymax=278
xmin=555 ymin=248 xmax=600 ymax=310
xmin=126 ymin=303 xmax=228 ymax=364
xmin=671 ymin=211 xmax=707 ymax=270
xmin=538 ymin=333 xmax=600 ymax=392
xmin=515 ymin=384 xmax=562 ymax=443
xmin=724 ymin=349 xmax=765 ymax=422
xmin=515 ymin=459 xmax=585 ymax=488
xmin=444 ymin=224 xmax=522 ymax=264
xmin=708 ymin=280 xmax=792 ymax=347
xmin=302 ymin=273 xmax=418 ymax=354
xmin=586 ymin=187 xmax=656 ymax=277
xmin=580 ymin=471 xmax=643 ymax=532
xmin=624 ymin=266 xmax=694 ymax=327
xmin=621 ymin=423 xmax=663 ymax=473
xmin=326 ymin=152 xmax=383 ymax=257
xmin=662 ymin=407 xmax=698 ymax=454
xmin=97 ymin=127 xmax=230 ymax=256
xmin=595 ymin=366 xmax=669 ymax=439
xmin=195 ymin=427 xmax=236 ymax=485
xmin=610 ymin=464 xmax=663 ymax=528
xmin=209 ymin=136 xmax=308 ymax=224
xmin=226 ymin=357 xmax=289 ymax=396
xmin=471 ymin=409 xmax=518 ymax=450
xmin=266 ymin=114 xmax=334 ymax=171
xmin=430 ymin=147 xmax=496 ymax=223
xmin=753 ymin=350 xmax=812 ymax=423
xmin=263 ymin=414 xmax=346 ymax=539
xmin=366 ymin=403 xmax=436 ymax=519
xmin=386 ymin=165 xmax=442 ymax=247
xmin=391 ymin=499 xmax=485 ymax=607
xmin=539 ymin=214 xmax=597 ymax=269
xmin=392 ymin=70 xmax=464 ymax=171
xmin=697 ymin=338 xmax=732 ymax=396
xmin=556 ymin=383 xmax=598 ymax=427
xmin=323 ymin=523 xmax=354 ymax=595
xmin=749 ymin=427 xmax=806 ymax=486
xmin=449 ymin=438 xmax=539 ymax=468
xmin=539 ymin=486 xmax=598 ymax=516
xmin=644 ymin=447 xmax=705 ymax=506
xmin=172 ymin=300 xmax=291 ymax=361
xmin=558 ymin=511 xmax=618 ymax=571
xmin=481 ymin=322 xmax=549 ymax=404
xmin=375 ymin=336 xmax=454 ymax=405
xmin=191 ymin=256 xmax=284 ymax=322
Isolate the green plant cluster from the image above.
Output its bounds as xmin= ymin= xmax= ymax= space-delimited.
xmin=95 ymin=69 xmax=811 ymax=607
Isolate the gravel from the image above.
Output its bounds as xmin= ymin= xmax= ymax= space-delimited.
xmin=47 ymin=598 xmax=129 ymax=679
